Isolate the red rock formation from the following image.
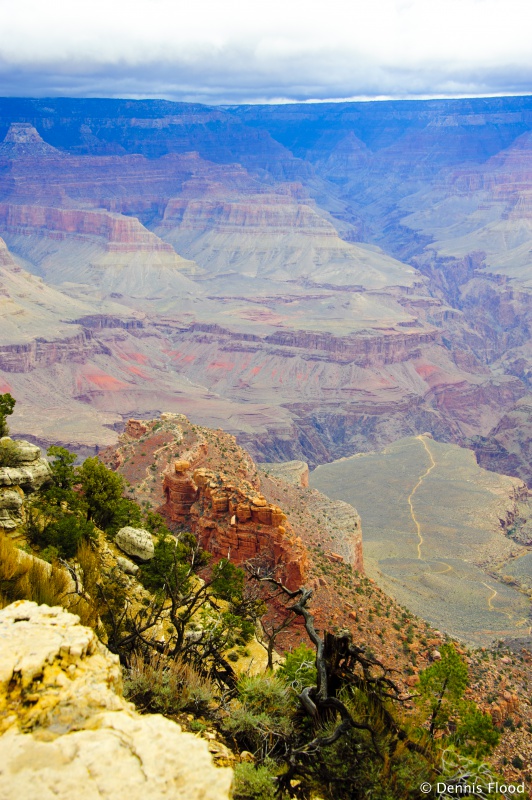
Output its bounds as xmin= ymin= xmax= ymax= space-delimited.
xmin=162 ymin=459 xmax=308 ymax=589
xmin=485 ymin=691 xmax=521 ymax=726
xmin=125 ymin=419 xmax=148 ymax=439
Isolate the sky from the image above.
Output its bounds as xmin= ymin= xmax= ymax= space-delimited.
xmin=0 ymin=0 xmax=531 ymax=104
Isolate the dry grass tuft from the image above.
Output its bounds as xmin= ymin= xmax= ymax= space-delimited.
xmin=0 ymin=532 xmax=95 ymax=626
xmin=124 ymin=650 xmax=215 ymax=716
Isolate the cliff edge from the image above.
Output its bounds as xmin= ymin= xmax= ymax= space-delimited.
xmin=0 ymin=600 xmax=232 ymax=800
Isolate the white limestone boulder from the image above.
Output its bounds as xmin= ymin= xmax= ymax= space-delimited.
xmin=115 ymin=526 xmax=155 ymax=561
xmin=0 ymin=601 xmax=232 ymax=800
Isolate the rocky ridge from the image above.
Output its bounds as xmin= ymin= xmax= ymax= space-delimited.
xmin=98 ymin=414 xmax=532 ymax=789
xmin=108 ymin=415 xmax=310 ymax=588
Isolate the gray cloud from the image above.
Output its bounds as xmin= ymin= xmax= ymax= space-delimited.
xmin=0 ymin=0 xmax=531 ymax=102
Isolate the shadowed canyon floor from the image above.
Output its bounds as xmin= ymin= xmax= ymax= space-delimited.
xmin=311 ymin=436 xmax=532 ymax=646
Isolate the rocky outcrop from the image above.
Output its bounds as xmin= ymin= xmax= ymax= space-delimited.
xmin=115 ymin=526 xmax=155 ymax=561
xmin=0 ymin=438 xmax=52 ymax=530
xmin=313 ymin=497 xmax=363 ymax=571
xmin=484 ymin=691 xmax=521 ymax=726
xmin=0 ymin=601 xmax=232 ymax=799
xmin=162 ymin=457 xmax=308 ymax=589
xmin=125 ymin=419 xmax=148 ymax=439
xmin=0 ymin=488 xmax=24 ymax=531
xmin=0 ymin=438 xmax=52 ymax=485
xmin=116 ymin=556 xmax=140 ymax=575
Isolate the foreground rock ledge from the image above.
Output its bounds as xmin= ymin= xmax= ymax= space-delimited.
xmin=0 ymin=601 xmax=232 ymax=800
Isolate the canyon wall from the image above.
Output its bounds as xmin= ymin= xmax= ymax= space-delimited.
xmin=0 ymin=203 xmax=178 ymax=254
xmin=1 ymin=98 xmax=532 ymax=473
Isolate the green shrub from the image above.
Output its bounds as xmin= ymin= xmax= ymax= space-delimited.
xmin=47 ymin=446 xmax=77 ymax=491
xmin=28 ymin=512 xmax=96 ymax=559
xmin=453 ymin=705 xmax=500 ymax=757
xmin=232 ymin=762 xmax=277 ymax=800
xmin=0 ymin=439 xmax=20 ymax=467
xmin=188 ymin=720 xmax=206 ymax=733
xmin=417 ymin=643 xmax=468 ymax=738
xmin=0 ymin=393 xmax=15 ymax=437
xmin=223 ymin=675 xmax=294 ymax=759
xmin=40 ymin=545 xmax=60 ymax=563
xmin=277 ymin=643 xmax=316 ymax=692
xmin=76 ymin=457 xmax=125 ymax=531
xmin=138 ymin=533 xmax=202 ymax=593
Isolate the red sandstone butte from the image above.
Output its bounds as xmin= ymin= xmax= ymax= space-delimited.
xmin=162 ymin=458 xmax=308 ymax=589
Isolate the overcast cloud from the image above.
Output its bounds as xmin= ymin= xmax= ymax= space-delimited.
xmin=0 ymin=0 xmax=531 ymax=102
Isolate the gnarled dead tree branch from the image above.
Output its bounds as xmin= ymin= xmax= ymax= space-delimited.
xmin=248 ymin=567 xmax=430 ymax=795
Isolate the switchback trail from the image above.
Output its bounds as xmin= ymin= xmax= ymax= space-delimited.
xmin=482 ymin=581 xmax=532 ymax=632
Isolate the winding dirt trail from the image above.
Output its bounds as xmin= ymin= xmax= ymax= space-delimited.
xmin=481 ymin=582 xmax=498 ymax=611
xmin=407 ymin=435 xmax=437 ymax=560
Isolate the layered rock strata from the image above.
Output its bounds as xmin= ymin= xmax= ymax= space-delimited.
xmin=0 ymin=330 xmax=96 ymax=373
xmin=0 ymin=203 xmax=182 ymax=255
xmin=0 ymin=601 xmax=232 ymax=800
